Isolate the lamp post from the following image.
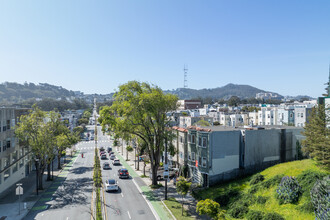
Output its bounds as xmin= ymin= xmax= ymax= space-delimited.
xmin=34 ymin=158 xmax=39 ymax=195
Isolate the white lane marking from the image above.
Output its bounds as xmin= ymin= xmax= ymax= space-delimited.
xmin=127 ymin=211 xmax=131 ymax=219
xmin=114 ymin=174 xmax=116 ymax=177
xmin=121 ymin=193 xmax=124 ymax=197
xmin=66 ymin=217 xmax=69 ymax=220
xmin=132 ymin=179 xmax=160 ymax=220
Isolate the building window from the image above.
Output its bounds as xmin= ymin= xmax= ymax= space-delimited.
xmin=6 ymin=140 xmax=11 ymax=149
xmin=188 ymin=152 xmax=191 ymax=161
xmin=180 ymin=136 xmax=183 ymax=143
xmin=198 ymin=137 xmax=202 ymax=146
xmin=4 ymin=169 xmax=10 ymax=181
xmin=297 ymin=113 xmax=300 ymax=117
xmin=192 ymin=152 xmax=195 ymax=161
xmin=6 ymin=120 xmax=10 ymax=130
xmin=198 ymin=156 xmax=202 ymax=167
xmin=3 ymin=141 xmax=7 ymax=151
xmin=13 ymin=163 xmax=18 ymax=173
xmin=202 ymin=157 xmax=207 ymax=167
xmin=301 ymin=113 xmax=304 ymax=118
xmin=191 ymin=134 xmax=195 ymax=144
xmin=179 ymin=152 xmax=183 ymax=159
xmin=187 ymin=134 xmax=191 ymax=143
xmin=202 ymin=137 xmax=207 ymax=148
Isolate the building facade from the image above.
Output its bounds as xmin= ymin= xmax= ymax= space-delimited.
xmin=0 ymin=108 xmax=31 ymax=195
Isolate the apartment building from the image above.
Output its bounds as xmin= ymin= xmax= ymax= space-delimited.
xmin=177 ymin=125 xmax=303 ymax=187
xmin=0 ymin=107 xmax=31 ymax=195
xmin=177 ymin=100 xmax=202 ymax=110
xmin=294 ymin=105 xmax=312 ymax=127
xmin=277 ymin=105 xmax=295 ymax=126
xmin=258 ymin=107 xmax=277 ymax=125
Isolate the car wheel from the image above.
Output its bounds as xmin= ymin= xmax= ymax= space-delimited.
xmin=157 ymin=176 xmax=161 ymax=181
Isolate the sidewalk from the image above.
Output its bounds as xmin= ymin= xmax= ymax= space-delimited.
xmin=117 ymin=142 xmax=203 ymax=219
xmin=0 ymin=155 xmax=74 ymax=220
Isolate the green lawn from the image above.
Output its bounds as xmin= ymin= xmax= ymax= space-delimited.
xmin=194 ymin=159 xmax=329 ymax=220
xmin=163 ymin=197 xmax=195 ymax=220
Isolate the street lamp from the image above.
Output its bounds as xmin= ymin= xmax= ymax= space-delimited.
xmin=34 ymin=158 xmax=39 ymax=195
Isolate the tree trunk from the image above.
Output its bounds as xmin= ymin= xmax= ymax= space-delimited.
xmin=143 ymin=162 xmax=146 ymax=176
xmin=57 ymin=154 xmax=61 ymax=169
xmin=137 ymin=155 xmax=140 ymax=170
xmin=38 ymin=167 xmax=45 ymax=190
xmin=151 ymin=164 xmax=159 ymax=185
xmin=47 ymin=163 xmax=51 ymax=181
xmin=126 ymin=148 xmax=128 ymax=160
xmin=181 ymin=195 xmax=184 ymax=216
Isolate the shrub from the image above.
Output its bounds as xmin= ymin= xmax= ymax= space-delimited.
xmin=256 ymin=196 xmax=268 ymax=204
xmin=260 ymin=174 xmax=284 ymax=189
xmin=262 ymin=212 xmax=285 ymax=220
xmin=228 ymin=203 xmax=249 ymax=218
xmin=248 ymin=184 xmax=260 ymax=194
xmin=296 ymin=170 xmax=327 ymax=198
xmin=246 ymin=210 xmax=264 ymax=220
xmin=214 ymin=188 xmax=241 ymax=207
xmin=240 ymin=193 xmax=256 ymax=206
xmin=250 ymin=173 xmax=265 ymax=185
xmin=276 ymin=176 xmax=301 ymax=204
xmin=296 ymin=201 xmax=315 ymax=213
xmin=310 ymin=175 xmax=330 ymax=220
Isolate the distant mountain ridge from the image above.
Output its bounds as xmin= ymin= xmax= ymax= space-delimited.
xmin=164 ymin=83 xmax=283 ymax=100
xmin=1 ymin=82 xmax=313 ymax=105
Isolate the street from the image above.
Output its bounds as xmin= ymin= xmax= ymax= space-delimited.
xmin=97 ymin=126 xmax=156 ymax=220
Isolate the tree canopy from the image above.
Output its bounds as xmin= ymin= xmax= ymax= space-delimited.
xmin=99 ymin=81 xmax=178 ymax=185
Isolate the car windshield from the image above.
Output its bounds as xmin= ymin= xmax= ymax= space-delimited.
xmin=108 ymin=179 xmax=116 ymax=184
xmin=121 ymin=169 xmax=127 ymax=172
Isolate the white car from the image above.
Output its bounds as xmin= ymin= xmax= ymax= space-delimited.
xmin=110 ymin=154 xmax=116 ymax=160
xmin=113 ymin=159 xmax=120 ymax=165
xmin=105 ymin=179 xmax=119 ymax=192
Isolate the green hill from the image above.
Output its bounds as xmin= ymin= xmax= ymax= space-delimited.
xmin=194 ymin=159 xmax=329 ymax=220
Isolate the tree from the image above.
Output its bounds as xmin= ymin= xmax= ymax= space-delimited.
xmin=227 ymin=96 xmax=240 ymax=107
xmin=176 ymin=176 xmax=192 ymax=215
xmin=126 ymin=145 xmax=133 ymax=161
xmin=196 ymin=199 xmax=225 ymax=220
xmin=99 ymin=81 xmax=178 ymax=185
xmin=302 ymin=104 xmax=330 ymax=169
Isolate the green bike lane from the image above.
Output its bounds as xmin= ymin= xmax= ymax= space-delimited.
xmin=26 ymin=151 xmax=80 ymax=214
xmin=115 ymin=151 xmax=174 ymax=220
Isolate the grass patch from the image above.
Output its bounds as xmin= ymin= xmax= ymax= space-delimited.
xmin=163 ymin=197 xmax=194 ymax=220
xmin=194 ymin=159 xmax=329 ymax=220
xmin=150 ymin=183 xmax=163 ymax=189
xmin=140 ymin=174 xmax=148 ymax=178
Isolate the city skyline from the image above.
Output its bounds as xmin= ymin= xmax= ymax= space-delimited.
xmin=1 ymin=1 xmax=330 ymax=97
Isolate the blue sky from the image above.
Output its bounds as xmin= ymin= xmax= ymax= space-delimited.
xmin=0 ymin=0 xmax=330 ymax=97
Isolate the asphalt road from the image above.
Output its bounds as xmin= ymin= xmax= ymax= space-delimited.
xmin=24 ymin=126 xmax=95 ymax=220
xmin=97 ymin=127 xmax=156 ymax=220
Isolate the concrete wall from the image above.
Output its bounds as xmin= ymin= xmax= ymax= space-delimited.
xmin=209 ymin=130 xmax=240 ymax=175
xmin=244 ymin=129 xmax=281 ymax=168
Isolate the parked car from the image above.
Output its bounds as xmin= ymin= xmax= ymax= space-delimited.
xmin=90 ymin=136 xmax=94 ymax=140
xmin=101 ymin=154 xmax=107 ymax=160
xmin=118 ymin=168 xmax=129 ymax=179
xmin=113 ymin=159 xmax=120 ymax=165
xmin=110 ymin=154 xmax=116 ymax=160
xmin=100 ymin=151 xmax=106 ymax=156
xmin=103 ymin=162 xmax=111 ymax=170
xmin=149 ymin=167 xmax=178 ymax=180
xmin=105 ymin=179 xmax=119 ymax=192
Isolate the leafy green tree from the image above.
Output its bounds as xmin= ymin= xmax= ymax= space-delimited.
xmin=78 ymin=118 xmax=89 ymax=126
xmin=196 ymin=199 xmax=225 ymax=220
xmin=302 ymin=104 xmax=330 ymax=169
xmin=194 ymin=120 xmax=211 ymax=127
xmin=99 ymin=81 xmax=178 ymax=185
xmin=228 ymin=96 xmax=240 ymax=107
xmin=176 ymin=176 xmax=192 ymax=215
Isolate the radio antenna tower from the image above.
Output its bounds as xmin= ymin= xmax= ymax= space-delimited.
xmin=183 ymin=65 xmax=188 ymax=88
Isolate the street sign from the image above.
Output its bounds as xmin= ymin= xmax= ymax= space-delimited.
xmin=163 ymin=171 xmax=169 ymax=178
xmin=16 ymin=186 xmax=23 ymax=195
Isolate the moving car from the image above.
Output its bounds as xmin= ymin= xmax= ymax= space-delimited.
xmin=110 ymin=154 xmax=116 ymax=160
xmin=101 ymin=154 xmax=107 ymax=160
xmin=113 ymin=159 xmax=120 ymax=165
xmin=105 ymin=179 xmax=119 ymax=192
xmin=103 ymin=162 xmax=111 ymax=170
xmin=118 ymin=168 xmax=129 ymax=178
xmin=107 ymin=147 xmax=112 ymax=153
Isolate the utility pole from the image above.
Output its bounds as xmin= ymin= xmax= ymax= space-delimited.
xmin=165 ymin=137 xmax=168 ymax=200
xmin=184 ymin=65 xmax=188 ymax=88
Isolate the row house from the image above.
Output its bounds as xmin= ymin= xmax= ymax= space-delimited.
xmin=172 ymin=125 xmax=303 ymax=187
xmin=0 ymin=107 xmax=31 ymax=195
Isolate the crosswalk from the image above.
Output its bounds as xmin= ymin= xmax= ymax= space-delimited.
xmin=77 ymin=147 xmax=96 ymax=150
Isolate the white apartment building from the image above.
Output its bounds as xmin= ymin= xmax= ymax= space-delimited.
xmin=294 ymin=105 xmax=312 ymax=127
xmin=258 ymin=107 xmax=277 ymax=125
xmin=248 ymin=112 xmax=259 ymax=126
xmin=0 ymin=108 xmax=31 ymax=195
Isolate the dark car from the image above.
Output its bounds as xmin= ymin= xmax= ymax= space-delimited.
xmin=107 ymin=147 xmax=112 ymax=153
xmin=101 ymin=154 xmax=107 ymax=160
xmin=118 ymin=168 xmax=129 ymax=179
xmin=103 ymin=162 xmax=111 ymax=170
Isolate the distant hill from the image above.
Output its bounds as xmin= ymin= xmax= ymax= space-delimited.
xmin=0 ymin=82 xmax=76 ymax=104
xmin=164 ymin=83 xmax=283 ymax=100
